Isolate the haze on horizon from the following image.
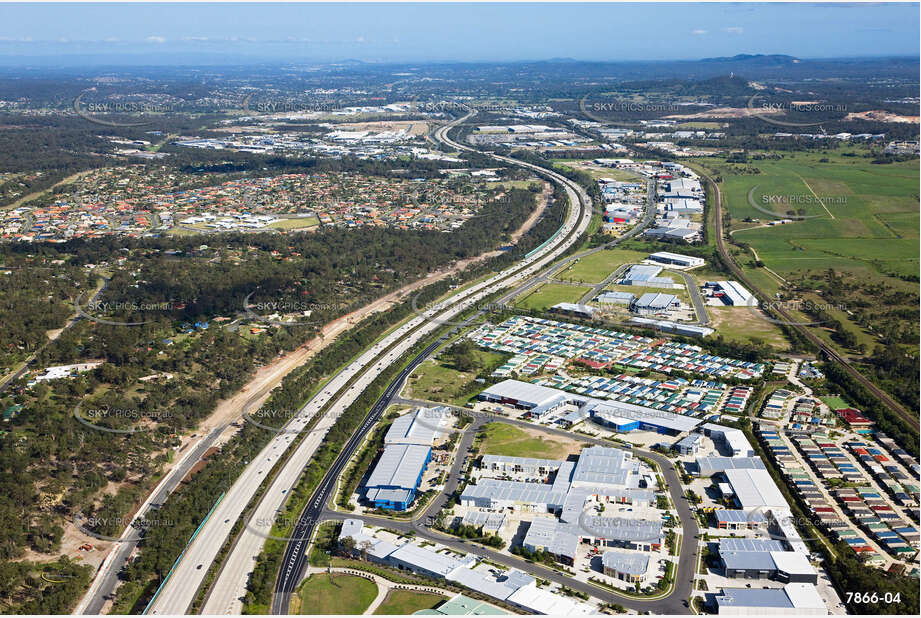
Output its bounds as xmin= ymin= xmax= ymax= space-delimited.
xmin=0 ymin=2 xmax=917 ymax=66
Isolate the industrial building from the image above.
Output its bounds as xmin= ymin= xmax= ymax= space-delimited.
xmin=632 ymin=292 xmax=680 ymax=315
xmin=602 ymin=550 xmax=649 ymax=582
xmin=478 ymin=380 xmax=704 ymax=437
xmin=336 ymin=520 xmax=592 ymax=612
xmin=586 ymin=398 xmax=701 ymax=436
xmin=648 ymin=251 xmax=705 ymax=268
xmin=385 ymin=406 xmax=449 ymax=446
xmin=675 ymin=433 xmax=703 ymax=455
xmin=621 ymin=264 xmax=676 ymax=288
xmin=596 ymin=290 xmax=635 ymax=305
xmin=518 ymin=515 xmax=664 ymax=563
xmin=628 ymin=317 xmax=714 ymax=338
xmin=364 ymin=443 xmax=432 ymax=510
xmin=718 ymin=539 xmax=817 ymax=583
xmin=661 ymin=177 xmax=703 ymax=199
xmin=477 ymin=379 xmax=573 ymax=416
xmin=700 ymin=423 xmax=755 ymax=457
xmin=694 ymin=457 xmax=766 ymax=476
xmin=714 ymin=583 xmax=827 ymax=615
xmin=462 ymin=447 xmax=656 ymax=516
xmin=714 ymin=509 xmax=765 ymax=530
xmin=724 ymin=468 xmax=789 ymax=511
xmin=705 ymin=281 xmax=758 ymax=307
xmin=523 ymin=518 xmax=579 ymax=565
xmin=550 ymin=302 xmax=595 ymax=319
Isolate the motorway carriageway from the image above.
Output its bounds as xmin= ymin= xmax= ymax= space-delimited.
xmin=266 ymin=117 xmax=666 ymax=614
xmin=147 ymin=109 xmax=593 ymax=615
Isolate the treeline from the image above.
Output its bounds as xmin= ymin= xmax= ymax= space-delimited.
xmin=822 ymin=361 xmax=919 ymax=459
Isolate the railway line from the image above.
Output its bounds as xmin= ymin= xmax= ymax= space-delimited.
xmin=703 ymin=169 xmax=918 ymax=432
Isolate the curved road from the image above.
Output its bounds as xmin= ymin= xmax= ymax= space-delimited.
xmin=270 ymin=112 xmax=695 ymax=614
xmin=147 ymin=106 xmax=593 ymax=615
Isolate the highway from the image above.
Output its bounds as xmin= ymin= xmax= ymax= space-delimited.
xmin=75 ymin=425 xmax=226 ymax=614
xmin=701 ymin=169 xmax=917 ymax=432
xmin=267 ymin=117 xmax=694 ymax=614
xmin=148 ymin=107 xmax=594 ymax=615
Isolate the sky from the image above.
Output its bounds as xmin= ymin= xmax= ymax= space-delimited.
xmin=0 ymin=2 xmax=917 ymax=64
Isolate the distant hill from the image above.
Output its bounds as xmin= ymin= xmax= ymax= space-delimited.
xmin=700 ymin=53 xmax=799 ymax=65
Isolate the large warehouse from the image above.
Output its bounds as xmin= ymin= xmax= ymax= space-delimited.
xmin=586 ymin=399 xmax=701 ymax=436
xmin=477 ymin=380 xmax=702 ymax=436
xmin=478 ymin=379 xmax=573 ymax=416
xmin=648 ymin=251 xmax=705 ymax=268
xmin=364 ymin=443 xmax=432 ymax=510
xmin=724 ymin=468 xmax=789 ymax=511
xmin=714 ymin=583 xmax=827 ymax=615
xmin=385 ymin=406 xmax=449 ymax=446
xmin=621 ymin=264 xmax=675 ymax=287
xmin=632 ymin=292 xmax=680 ymax=315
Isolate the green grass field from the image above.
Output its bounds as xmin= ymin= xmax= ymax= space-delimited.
xmin=479 ymin=422 xmax=570 ymax=459
xmin=690 ymin=149 xmax=919 ymax=359
xmin=296 ymin=574 xmax=377 ymax=614
xmin=268 ymin=216 xmax=320 ymax=230
xmin=405 ymin=350 xmax=506 ymax=405
xmin=513 ymin=282 xmax=592 ymax=311
xmin=697 ymin=151 xmax=919 ymax=279
xmin=556 ymin=248 xmax=649 ymax=284
xmin=373 ymin=590 xmax=446 ymax=615
xmin=821 ymin=395 xmax=851 ymax=410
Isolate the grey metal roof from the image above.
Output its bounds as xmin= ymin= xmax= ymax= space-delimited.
xmin=586 ymin=399 xmax=701 ymax=432
xmin=449 ymin=568 xmax=530 ymax=601
xmin=461 ymin=479 xmax=568 ymax=509
xmin=635 ymin=292 xmax=678 ymax=309
xmin=716 ymin=588 xmax=794 ymax=609
xmin=385 ymin=406 xmax=446 ymax=446
xmin=602 ymin=550 xmax=650 ymax=575
xmin=339 ymin=518 xmax=364 ymax=541
xmin=523 ymin=518 xmax=558 ymax=547
xmin=714 ymin=509 xmax=764 ymax=523
xmin=388 ymin=543 xmax=469 ymax=577
xmin=365 ymin=444 xmax=430 ymax=490
xmin=696 ymin=457 xmax=766 ymax=474
xmin=481 ymin=454 xmax=565 ymax=470
xmin=578 ymin=516 xmax=663 ymax=543
xmin=480 ymin=379 xmax=572 ymax=408
xmin=721 ymin=550 xmax=776 ymax=571
xmin=571 ymin=446 xmax=635 ymax=487
xmin=720 ymin=538 xmax=787 ymax=552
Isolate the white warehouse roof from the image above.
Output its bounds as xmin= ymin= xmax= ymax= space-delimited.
xmin=480 ymin=379 xmax=572 ymax=409
xmin=724 ymin=468 xmax=789 ymax=511
xmin=365 ymin=444 xmax=430 ymax=490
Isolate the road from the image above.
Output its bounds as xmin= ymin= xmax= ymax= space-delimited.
xmin=0 ymin=276 xmax=107 ymax=394
xmin=148 ymin=106 xmax=594 ymax=615
xmin=269 ymin=121 xmax=694 ymax=614
xmin=75 ymin=425 xmax=226 ymax=614
xmin=701 ymin=169 xmax=917 ymax=432
xmin=309 ymin=413 xmax=697 ymax=614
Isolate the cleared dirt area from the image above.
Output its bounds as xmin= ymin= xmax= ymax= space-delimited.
xmin=845 ymin=110 xmax=919 ymax=124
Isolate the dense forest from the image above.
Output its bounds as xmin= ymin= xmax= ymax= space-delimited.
xmin=0 ymin=184 xmax=554 ymax=612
